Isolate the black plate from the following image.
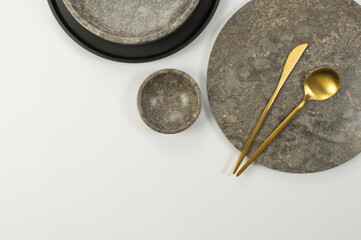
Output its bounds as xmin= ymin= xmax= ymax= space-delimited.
xmin=48 ymin=0 xmax=219 ymax=63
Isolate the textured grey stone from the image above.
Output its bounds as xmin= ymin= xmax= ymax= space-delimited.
xmin=207 ymin=0 xmax=361 ymax=173
xmin=138 ymin=69 xmax=202 ymax=134
xmin=63 ymin=0 xmax=199 ymax=45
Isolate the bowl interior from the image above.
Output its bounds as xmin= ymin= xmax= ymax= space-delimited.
xmin=138 ymin=70 xmax=201 ymax=134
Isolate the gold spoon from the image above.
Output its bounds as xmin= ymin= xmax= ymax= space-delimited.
xmin=232 ymin=44 xmax=308 ymax=174
xmin=236 ymin=68 xmax=341 ymax=177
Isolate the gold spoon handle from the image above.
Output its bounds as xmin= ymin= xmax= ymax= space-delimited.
xmin=236 ymin=99 xmax=307 ymax=177
xmin=232 ymin=86 xmax=281 ymax=174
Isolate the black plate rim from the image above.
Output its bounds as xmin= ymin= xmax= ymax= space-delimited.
xmin=48 ymin=0 xmax=220 ymax=63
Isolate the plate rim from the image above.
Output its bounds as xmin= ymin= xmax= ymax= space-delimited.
xmin=62 ymin=0 xmax=200 ymax=45
xmin=48 ymin=0 xmax=219 ymax=63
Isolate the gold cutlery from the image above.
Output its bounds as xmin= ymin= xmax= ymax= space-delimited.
xmin=232 ymin=44 xmax=309 ymax=174
xmin=236 ymin=68 xmax=341 ymax=176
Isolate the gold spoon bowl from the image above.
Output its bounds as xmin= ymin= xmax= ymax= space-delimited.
xmin=304 ymin=68 xmax=341 ymax=101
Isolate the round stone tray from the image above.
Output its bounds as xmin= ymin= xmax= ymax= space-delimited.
xmin=63 ymin=0 xmax=199 ymax=45
xmin=207 ymin=0 xmax=361 ymax=173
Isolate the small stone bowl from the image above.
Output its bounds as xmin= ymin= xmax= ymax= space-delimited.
xmin=137 ymin=69 xmax=202 ymax=134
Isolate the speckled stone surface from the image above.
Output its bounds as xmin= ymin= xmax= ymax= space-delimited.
xmin=138 ymin=69 xmax=202 ymax=134
xmin=63 ymin=0 xmax=199 ymax=45
xmin=207 ymin=0 xmax=361 ymax=173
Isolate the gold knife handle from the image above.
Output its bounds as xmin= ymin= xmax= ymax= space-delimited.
xmin=236 ymin=99 xmax=307 ymax=177
xmin=232 ymin=44 xmax=308 ymax=174
xmin=232 ymin=85 xmax=282 ymax=174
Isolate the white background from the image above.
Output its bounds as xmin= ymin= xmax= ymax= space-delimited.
xmin=1 ymin=0 xmax=361 ymax=239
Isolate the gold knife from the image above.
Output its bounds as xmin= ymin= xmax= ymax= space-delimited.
xmin=232 ymin=43 xmax=308 ymax=174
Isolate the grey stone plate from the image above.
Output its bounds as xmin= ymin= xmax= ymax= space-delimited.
xmin=207 ymin=0 xmax=361 ymax=173
xmin=63 ymin=0 xmax=199 ymax=45
xmin=138 ymin=69 xmax=202 ymax=134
